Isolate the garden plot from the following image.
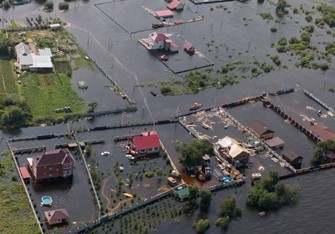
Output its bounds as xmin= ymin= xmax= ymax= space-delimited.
xmin=76 ymin=127 xmax=174 ymax=216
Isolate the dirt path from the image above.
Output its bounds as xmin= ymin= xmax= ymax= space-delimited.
xmin=101 ymin=175 xmax=113 ymax=210
xmin=101 ymin=173 xmax=131 ymax=213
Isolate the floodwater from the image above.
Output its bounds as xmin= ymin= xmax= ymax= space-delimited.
xmin=1 ymin=0 xmax=335 ymax=233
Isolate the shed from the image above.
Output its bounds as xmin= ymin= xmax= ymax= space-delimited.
xmin=173 ymin=184 xmax=189 ymax=201
xmin=249 ymin=120 xmax=274 ymax=139
xmin=282 ymin=149 xmax=303 ymax=169
xmin=265 ymin=136 xmax=284 ymax=149
xmin=184 ymin=41 xmax=195 ymax=54
xmin=19 ymin=167 xmax=31 ymax=184
xmin=67 ymin=143 xmax=78 ymax=149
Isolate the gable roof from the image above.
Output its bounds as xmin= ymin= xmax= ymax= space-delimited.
xmin=310 ymin=124 xmax=335 ymax=142
xmin=167 ymin=0 xmax=184 ymax=10
xmin=217 ymin=136 xmax=239 ymax=148
xmin=44 ymin=208 xmax=69 ymax=222
xmin=150 ymin=32 xmax=169 ymax=42
xmin=31 ymin=55 xmax=53 ymax=68
xmin=132 ymin=131 xmax=161 ymax=149
xmin=283 ymin=149 xmax=302 ymax=162
xmin=15 ymin=42 xmax=30 ymax=56
xmin=229 ymin=143 xmax=249 ymax=158
xmin=39 ymin=48 xmax=52 ymax=57
xmin=34 ymin=149 xmax=74 ymax=167
xmin=155 ymin=10 xmax=174 ymax=18
xmin=19 ymin=54 xmax=33 ymax=66
xmin=184 ymin=41 xmax=194 ymax=50
xmin=265 ymin=136 xmax=284 ymax=148
xmin=249 ymin=120 xmax=274 ymax=135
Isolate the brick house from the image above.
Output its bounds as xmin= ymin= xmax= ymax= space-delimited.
xmin=129 ymin=131 xmax=161 ymax=156
xmin=27 ymin=149 xmax=74 ymax=181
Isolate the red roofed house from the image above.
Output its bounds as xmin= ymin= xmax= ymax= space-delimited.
xmin=167 ymin=0 xmax=184 ymax=11
xmin=184 ymin=41 xmax=195 ymax=54
xmin=27 ymin=149 xmax=74 ymax=181
xmin=148 ymin=32 xmax=169 ymax=50
xmin=155 ymin=10 xmax=174 ymax=18
xmin=44 ymin=208 xmax=69 ymax=226
xmin=145 ymin=32 xmax=179 ymax=52
xmin=130 ymin=131 xmax=161 ymax=156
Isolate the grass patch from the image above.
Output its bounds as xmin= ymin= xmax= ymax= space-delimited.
xmin=0 ymin=153 xmax=39 ymax=233
xmin=0 ymin=58 xmax=19 ymax=102
xmin=19 ymin=73 xmax=85 ymax=119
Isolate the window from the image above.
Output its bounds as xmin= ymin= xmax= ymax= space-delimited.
xmin=140 ymin=149 xmax=146 ymax=153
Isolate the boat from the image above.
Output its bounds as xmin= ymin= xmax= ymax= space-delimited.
xmin=152 ymin=22 xmax=164 ymax=29
xmin=190 ymin=103 xmax=203 ymax=111
xmin=269 ymin=88 xmax=295 ymax=96
xmin=258 ymin=211 xmax=266 ymax=217
xmin=160 ymin=54 xmax=169 ymax=61
xmin=150 ymin=91 xmax=157 ymax=96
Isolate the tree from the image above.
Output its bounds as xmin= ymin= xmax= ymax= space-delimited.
xmin=199 ymin=190 xmax=212 ymax=213
xmin=84 ymin=143 xmax=92 ymax=156
xmin=1 ymin=106 xmax=32 ymax=129
xmin=311 ymin=140 xmax=335 ymax=166
xmin=215 ymin=216 xmax=230 ymax=230
xmin=220 ymin=197 xmax=242 ymax=219
xmin=177 ymin=139 xmax=214 ymax=168
xmin=193 ymin=219 xmax=210 ymax=234
xmin=58 ymin=2 xmax=69 ymax=10
xmin=44 ymin=1 xmax=54 ymax=11
xmin=276 ymin=0 xmax=289 ymax=16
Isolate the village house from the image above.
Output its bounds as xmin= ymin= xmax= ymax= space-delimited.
xmin=129 ymin=131 xmax=161 ymax=156
xmin=27 ymin=149 xmax=74 ymax=181
xmin=142 ymin=32 xmax=179 ymax=52
xmin=15 ymin=42 xmax=53 ymax=72
xmin=44 ymin=208 xmax=69 ymax=227
xmin=265 ymin=136 xmax=285 ymax=149
xmin=282 ymin=149 xmax=303 ymax=169
xmin=167 ymin=0 xmax=184 ymax=11
xmin=216 ymin=136 xmax=250 ymax=167
xmin=249 ymin=120 xmax=274 ymax=140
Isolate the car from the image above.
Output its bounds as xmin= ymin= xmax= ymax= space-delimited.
xmin=126 ymin=154 xmax=135 ymax=160
xmin=101 ymin=151 xmax=110 ymax=156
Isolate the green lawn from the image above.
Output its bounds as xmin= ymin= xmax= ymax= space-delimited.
xmin=0 ymin=153 xmax=40 ymax=234
xmin=20 ymin=73 xmax=85 ymax=119
xmin=0 ymin=58 xmax=19 ymax=101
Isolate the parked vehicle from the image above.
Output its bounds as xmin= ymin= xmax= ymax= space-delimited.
xmin=101 ymin=151 xmax=110 ymax=156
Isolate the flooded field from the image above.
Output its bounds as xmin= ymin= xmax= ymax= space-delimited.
xmin=1 ymin=0 xmax=335 ymax=233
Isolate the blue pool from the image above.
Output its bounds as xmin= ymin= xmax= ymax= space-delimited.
xmin=41 ymin=196 xmax=53 ymax=206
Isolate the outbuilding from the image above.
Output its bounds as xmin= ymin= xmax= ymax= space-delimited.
xmin=282 ymin=149 xmax=303 ymax=169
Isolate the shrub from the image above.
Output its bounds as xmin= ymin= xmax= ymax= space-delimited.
xmin=270 ymin=27 xmax=277 ymax=32
xmin=44 ymin=1 xmax=54 ymax=11
xmin=58 ymin=2 xmax=69 ymax=10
